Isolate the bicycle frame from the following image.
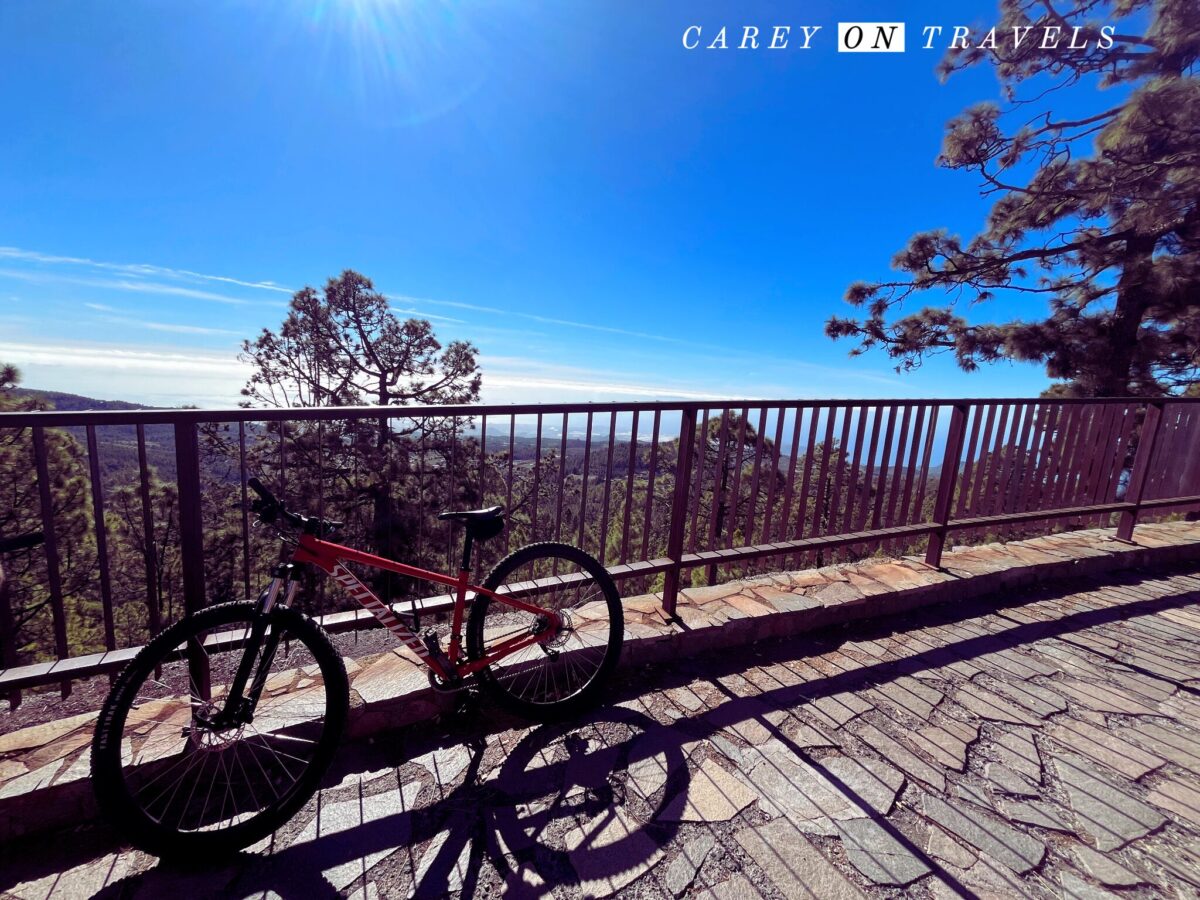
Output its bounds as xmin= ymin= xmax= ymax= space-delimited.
xmin=288 ymin=533 xmax=560 ymax=682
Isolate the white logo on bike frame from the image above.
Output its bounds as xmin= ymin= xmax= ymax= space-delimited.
xmin=330 ymin=564 xmax=432 ymax=661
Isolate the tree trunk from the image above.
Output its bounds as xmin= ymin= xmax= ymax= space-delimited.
xmin=1099 ymin=233 xmax=1157 ymax=396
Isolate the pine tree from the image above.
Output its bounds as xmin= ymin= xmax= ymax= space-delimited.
xmin=827 ymin=0 xmax=1199 ymax=396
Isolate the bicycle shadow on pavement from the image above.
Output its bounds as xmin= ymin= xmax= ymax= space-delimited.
xmin=85 ymin=706 xmax=690 ymax=899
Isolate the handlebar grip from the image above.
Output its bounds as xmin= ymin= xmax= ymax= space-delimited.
xmin=247 ymin=477 xmax=274 ymax=503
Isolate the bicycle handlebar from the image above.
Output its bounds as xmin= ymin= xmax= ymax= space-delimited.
xmin=246 ymin=477 xmax=341 ymax=536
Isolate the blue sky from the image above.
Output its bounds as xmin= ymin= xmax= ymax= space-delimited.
xmin=0 ymin=0 xmax=1092 ymax=407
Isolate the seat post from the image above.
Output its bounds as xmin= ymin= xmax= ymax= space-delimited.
xmin=460 ymin=531 xmax=474 ymax=573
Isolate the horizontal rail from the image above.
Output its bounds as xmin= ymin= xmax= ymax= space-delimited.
xmin=3 ymin=396 xmax=1198 ymax=428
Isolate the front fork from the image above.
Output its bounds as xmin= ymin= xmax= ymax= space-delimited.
xmin=198 ymin=563 xmax=297 ymax=731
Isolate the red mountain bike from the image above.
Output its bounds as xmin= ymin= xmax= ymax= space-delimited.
xmin=91 ymin=478 xmax=623 ymax=857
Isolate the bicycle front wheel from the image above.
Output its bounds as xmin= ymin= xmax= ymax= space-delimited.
xmin=467 ymin=542 xmax=623 ymax=720
xmin=91 ymin=601 xmax=348 ymax=857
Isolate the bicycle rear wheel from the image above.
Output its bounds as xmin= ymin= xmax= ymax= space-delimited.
xmin=91 ymin=601 xmax=348 ymax=857
xmin=467 ymin=542 xmax=623 ymax=720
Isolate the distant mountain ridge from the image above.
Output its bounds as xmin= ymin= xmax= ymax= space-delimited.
xmin=11 ymin=388 xmax=161 ymax=413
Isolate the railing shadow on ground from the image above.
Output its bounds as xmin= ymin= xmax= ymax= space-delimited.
xmin=2 ymin=566 xmax=1196 ymax=898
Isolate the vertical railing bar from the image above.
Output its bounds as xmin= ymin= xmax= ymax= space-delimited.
xmin=1173 ymin=406 xmax=1200 ymax=501
xmin=479 ymin=414 xmax=488 ymax=506
xmin=839 ymin=404 xmax=869 ymax=534
xmin=743 ymin=406 xmax=769 ymax=547
xmin=1084 ymin=403 xmax=1122 ymax=525
xmin=531 ymin=413 xmax=543 ymax=539
xmin=997 ymin=402 xmax=1025 ymax=515
xmin=136 ymin=424 xmax=161 ymax=636
xmin=1013 ymin=403 xmax=1049 ymax=516
xmin=1043 ymin=404 xmax=1080 ymax=513
xmin=688 ymin=409 xmax=708 ymax=566
xmin=1028 ymin=403 xmax=1063 ymax=513
xmin=706 ymin=408 xmax=732 ymax=555
xmin=0 ymin=557 xmax=18 ymax=706
xmin=578 ymin=411 xmax=593 ymax=551
xmin=1117 ymin=400 xmax=1165 ymax=541
xmin=448 ymin=416 xmax=459 ymax=572
xmin=829 ymin=407 xmax=855 ymax=540
xmin=953 ymin=403 xmax=985 ymax=519
xmin=966 ymin=403 xmax=998 ymax=523
xmin=1161 ymin=405 xmax=1192 ymax=499
xmin=1047 ymin=405 xmax=1084 ymax=513
xmin=851 ymin=405 xmax=880 ymax=534
xmin=911 ymin=405 xmax=941 ymax=525
xmin=620 ymin=410 xmax=640 ymax=565
xmin=853 ymin=405 xmax=883 ymax=534
xmin=762 ymin=405 xmax=788 ymax=543
xmin=895 ymin=404 xmax=927 ymax=536
xmin=32 ymin=427 xmax=70 ymax=697
xmin=1065 ymin=404 xmax=1099 ymax=511
xmin=238 ymin=420 xmax=251 ymax=599
xmin=1005 ymin=403 xmax=1037 ymax=516
xmin=640 ymin=411 xmax=661 ymax=563
xmin=778 ymin=406 xmax=805 ymax=543
xmin=689 ymin=408 xmax=712 ymax=554
xmin=989 ymin=403 xmax=1023 ymax=533
xmin=416 ymin=424 xmax=425 ymax=575
xmin=1102 ymin=404 xmax=1138 ymax=506
xmin=810 ymin=406 xmax=838 ymax=539
xmin=85 ymin=425 xmax=116 ymax=652
xmin=505 ymin=414 xmax=515 ymax=554
xmin=725 ymin=407 xmax=750 ymax=551
xmin=963 ymin=403 xmax=1001 ymax=542
xmin=553 ymin=412 xmax=569 ymax=549
xmin=1146 ymin=404 xmax=1183 ymax=502
xmin=1072 ymin=404 xmax=1108 ymax=513
xmin=278 ymin=420 xmax=286 ymax=495
xmin=884 ymin=405 xmax=914 ymax=530
xmin=599 ymin=411 xmax=618 ymax=565
xmin=870 ymin=405 xmax=898 ymax=530
xmin=1145 ymin=405 xmax=1176 ymax=501
xmin=925 ymin=402 xmax=969 ymax=567
xmin=662 ymin=407 xmax=698 ymax=616
xmin=173 ymin=420 xmax=209 ymax=701
xmin=791 ymin=407 xmax=817 ymax=540
xmin=980 ymin=403 xmax=1012 ymax=524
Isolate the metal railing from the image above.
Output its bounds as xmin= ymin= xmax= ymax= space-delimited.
xmin=2 ymin=395 xmax=1199 ymax=698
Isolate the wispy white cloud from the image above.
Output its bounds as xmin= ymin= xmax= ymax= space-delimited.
xmin=0 ymin=247 xmax=294 ymax=294
xmin=97 ymin=314 xmax=242 ymax=336
xmin=386 ymin=292 xmax=695 ymax=346
xmin=0 ymin=267 xmax=279 ymax=307
xmin=0 ymin=340 xmax=249 ymax=375
xmin=1 ymin=245 xmax=693 ymax=345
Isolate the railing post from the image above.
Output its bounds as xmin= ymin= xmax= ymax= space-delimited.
xmin=32 ymin=427 xmax=71 ymax=698
xmin=174 ymin=420 xmax=210 ymax=698
xmin=1117 ymin=400 xmax=1165 ymax=542
xmin=925 ymin=403 xmax=969 ymax=568
xmin=0 ymin=573 xmax=18 ymax=707
xmin=662 ymin=407 xmax=698 ymax=618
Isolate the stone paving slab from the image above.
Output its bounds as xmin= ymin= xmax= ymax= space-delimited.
xmin=3 ymin=522 xmax=1200 ymax=898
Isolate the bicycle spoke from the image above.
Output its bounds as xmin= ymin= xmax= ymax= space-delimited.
xmin=108 ymin=610 xmax=336 ymax=838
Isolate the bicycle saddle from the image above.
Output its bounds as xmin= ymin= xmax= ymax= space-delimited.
xmin=438 ymin=506 xmax=504 ymax=523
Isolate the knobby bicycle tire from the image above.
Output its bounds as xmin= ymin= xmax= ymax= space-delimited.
xmin=91 ymin=601 xmax=348 ymax=857
xmin=467 ymin=542 xmax=623 ymax=721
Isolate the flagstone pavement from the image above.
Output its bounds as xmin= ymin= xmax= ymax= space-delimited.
xmin=4 ymin=561 xmax=1200 ymax=898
